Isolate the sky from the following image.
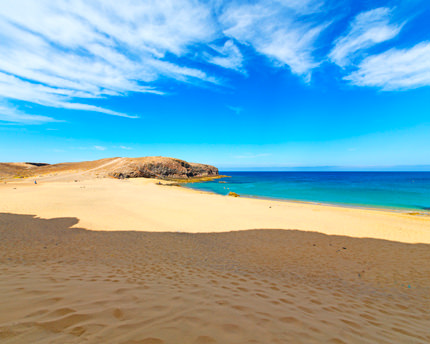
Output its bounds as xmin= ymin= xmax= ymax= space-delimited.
xmin=0 ymin=0 xmax=429 ymax=170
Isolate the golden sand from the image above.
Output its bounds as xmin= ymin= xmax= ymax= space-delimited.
xmin=0 ymin=176 xmax=429 ymax=243
xmin=1 ymin=175 xmax=430 ymax=343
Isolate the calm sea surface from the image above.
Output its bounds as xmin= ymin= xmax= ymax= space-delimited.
xmin=185 ymin=172 xmax=430 ymax=211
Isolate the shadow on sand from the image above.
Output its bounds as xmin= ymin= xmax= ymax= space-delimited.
xmin=1 ymin=212 xmax=429 ymax=275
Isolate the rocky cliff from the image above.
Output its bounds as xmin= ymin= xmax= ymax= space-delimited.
xmin=108 ymin=157 xmax=219 ymax=180
xmin=0 ymin=157 xmax=219 ymax=180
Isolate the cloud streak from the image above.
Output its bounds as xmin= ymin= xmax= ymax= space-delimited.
xmin=220 ymin=1 xmax=328 ymax=80
xmin=0 ymin=0 xmax=428 ymax=124
xmin=345 ymin=42 xmax=430 ymax=90
xmin=0 ymin=0 xmax=219 ymax=121
xmin=206 ymin=40 xmax=245 ymax=73
xmin=0 ymin=103 xmax=58 ymax=124
xmin=329 ymin=7 xmax=404 ymax=67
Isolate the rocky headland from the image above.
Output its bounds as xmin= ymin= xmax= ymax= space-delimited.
xmin=108 ymin=157 xmax=219 ymax=180
xmin=0 ymin=157 xmax=219 ymax=181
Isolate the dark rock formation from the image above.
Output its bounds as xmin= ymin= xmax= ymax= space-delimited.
xmin=25 ymin=162 xmax=50 ymax=167
xmin=109 ymin=157 xmax=219 ymax=180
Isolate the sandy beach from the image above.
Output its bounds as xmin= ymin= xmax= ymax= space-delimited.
xmin=1 ymin=175 xmax=430 ymax=243
xmin=1 ymin=175 xmax=430 ymax=343
xmin=2 ymin=0 xmax=430 ymax=342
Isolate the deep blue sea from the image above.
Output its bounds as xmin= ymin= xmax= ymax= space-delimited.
xmin=186 ymin=172 xmax=430 ymax=211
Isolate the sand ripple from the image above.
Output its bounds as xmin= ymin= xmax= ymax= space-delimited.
xmin=1 ymin=213 xmax=430 ymax=343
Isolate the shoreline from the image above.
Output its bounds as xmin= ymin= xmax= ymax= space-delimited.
xmin=5 ymin=171 xmax=429 ymax=216
xmin=183 ymin=183 xmax=430 ymax=216
xmin=1 ymin=174 xmax=430 ymax=343
xmin=1 ymin=176 xmax=430 ymax=243
xmin=3 ymin=173 xmax=429 ymax=216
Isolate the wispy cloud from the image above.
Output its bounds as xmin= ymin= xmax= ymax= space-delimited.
xmin=220 ymin=1 xmax=329 ymax=80
xmin=94 ymin=145 xmax=107 ymax=151
xmin=345 ymin=42 xmax=430 ymax=90
xmin=0 ymin=0 xmax=427 ymax=125
xmin=0 ymin=103 xmax=58 ymax=124
xmin=329 ymin=7 xmax=404 ymax=67
xmin=119 ymin=146 xmax=132 ymax=150
xmin=206 ymin=40 xmax=245 ymax=73
xmin=0 ymin=0 xmax=218 ymax=121
xmin=274 ymin=0 xmax=323 ymax=14
xmin=0 ymin=73 xmax=139 ymax=119
xmin=227 ymin=105 xmax=244 ymax=115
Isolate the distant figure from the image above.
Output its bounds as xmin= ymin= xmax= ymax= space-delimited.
xmin=34 ymin=180 xmax=37 ymax=184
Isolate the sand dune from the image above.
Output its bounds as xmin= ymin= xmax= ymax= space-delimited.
xmin=0 ymin=158 xmax=119 ymax=179
xmin=1 ymin=213 xmax=430 ymax=343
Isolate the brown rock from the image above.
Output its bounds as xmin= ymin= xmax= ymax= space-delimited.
xmin=108 ymin=157 xmax=218 ymax=180
xmin=0 ymin=157 xmax=219 ymax=181
xmin=228 ymin=192 xmax=240 ymax=197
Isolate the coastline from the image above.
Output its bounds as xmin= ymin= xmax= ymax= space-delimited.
xmin=183 ymin=183 xmax=430 ymax=216
xmin=184 ymin=171 xmax=430 ymax=214
xmin=1 ymin=175 xmax=430 ymax=243
xmin=2 ymin=175 xmax=430 ymax=343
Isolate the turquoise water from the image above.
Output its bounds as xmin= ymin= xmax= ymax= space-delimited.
xmin=185 ymin=172 xmax=430 ymax=211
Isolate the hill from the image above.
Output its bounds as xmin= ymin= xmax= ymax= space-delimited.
xmin=0 ymin=157 xmax=218 ymax=181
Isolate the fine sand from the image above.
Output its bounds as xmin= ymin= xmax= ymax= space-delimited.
xmin=1 ymin=175 xmax=430 ymax=343
xmin=0 ymin=176 xmax=430 ymax=243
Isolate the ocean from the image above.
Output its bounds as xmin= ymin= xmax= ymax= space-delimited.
xmin=185 ymin=172 xmax=430 ymax=211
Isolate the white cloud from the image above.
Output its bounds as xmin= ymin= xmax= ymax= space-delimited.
xmin=0 ymin=0 xmax=425 ymax=125
xmin=220 ymin=1 xmax=328 ymax=79
xmin=207 ymin=40 xmax=245 ymax=73
xmin=329 ymin=7 xmax=403 ymax=67
xmin=0 ymin=103 xmax=58 ymax=124
xmin=119 ymin=146 xmax=132 ymax=150
xmin=275 ymin=0 xmax=323 ymax=14
xmin=0 ymin=72 xmax=138 ymax=118
xmin=345 ymin=42 xmax=430 ymax=90
xmin=94 ymin=145 xmax=107 ymax=151
xmin=0 ymin=0 xmax=219 ymax=121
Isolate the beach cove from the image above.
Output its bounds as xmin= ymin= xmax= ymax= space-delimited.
xmin=1 ymin=176 xmax=429 ymax=243
xmin=2 ymin=0 xmax=430 ymax=342
xmin=1 ymin=175 xmax=430 ymax=343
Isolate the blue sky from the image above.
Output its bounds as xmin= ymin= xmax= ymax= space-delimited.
xmin=0 ymin=0 xmax=429 ymax=170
